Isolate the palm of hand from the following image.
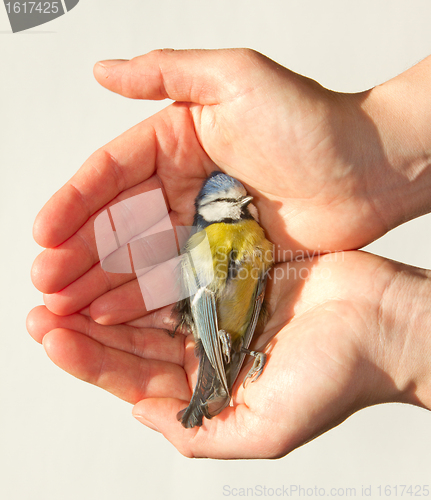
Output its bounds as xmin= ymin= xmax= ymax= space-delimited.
xmin=29 ymin=250 xmax=395 ymax=458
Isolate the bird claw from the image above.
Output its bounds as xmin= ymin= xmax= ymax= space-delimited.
xmin=218 ymin=329 xmax=232 ymax=364
xmin=241 ymin=349 xmax=267 ymax=387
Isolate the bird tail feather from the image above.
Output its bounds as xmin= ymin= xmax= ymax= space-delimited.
xmin=177 ymin=341 xmax=230 ymax=428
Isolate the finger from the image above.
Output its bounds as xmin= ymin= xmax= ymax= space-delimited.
xmin=41 ymin=229 xmax=185 ymax=319
xmin=42 ymin=328 xmax=190 ymax=404
xmin=89 ymin=278 xmax=145 ymax=325
xmin=94 ymin=48 xmax=268 ymax=104
xmin=31 ymin=235 xmax=100 ymax=297
xmin=42 ymin=263 xmax=135 ymax=316
xmin=89 ymin=249 xmax=194 ymax=324
xmin=42 ymin=258 xmax=180 ymax=323
xmin=133 ymin=413 xmax=161 ymax=433
xmin=126 ymin=304 xmax=178 ymax=330
xmin=27 ymin=305 xmax=88 ymax=344
xmin=32 ymin=175 xmax=163 ymax=294
xmin=33 ymin=117 xmax=159 ymax=249
xmin=27 ymin=306 xmax=185 ymax=365
xmin=43 ymin=212 xmax=193 ymax=320
xmin=132 ymin=398 xmax=281 ymax=459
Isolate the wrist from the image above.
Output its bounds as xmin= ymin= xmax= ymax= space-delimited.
xmin=360 ymin=59 xmax=431 ymax=228
xmin=375 ymin=264 xmax=431 ymax=410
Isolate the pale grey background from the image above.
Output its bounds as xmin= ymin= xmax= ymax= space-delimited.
xmin=1 ymin=1 xmax=431 ymax=499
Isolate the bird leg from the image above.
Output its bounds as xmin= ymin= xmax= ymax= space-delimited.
xmin=241 ymin=348 xmax=267 ymax=387
xmin=218 ymin=329 xmax=232 ymax=364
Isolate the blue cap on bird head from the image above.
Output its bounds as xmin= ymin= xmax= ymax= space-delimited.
xmin=196 ymin=172 xmax=247 ymax=207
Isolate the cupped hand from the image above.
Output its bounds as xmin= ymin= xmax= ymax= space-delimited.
xmin=90 ymin=49 xmax=397 ymax=253
xmin=32 ymin=48 xmax=397 ymax=325
xmin=29 ymin=49 xmax=431 ymax=458
xmin=27 ymin=251 xmax=425 ymax=459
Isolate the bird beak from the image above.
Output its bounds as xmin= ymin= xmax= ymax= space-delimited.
xmin=240 ymin=196 xmax=253 ymax=207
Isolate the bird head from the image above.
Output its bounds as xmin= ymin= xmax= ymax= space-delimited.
xmin=195 ymin=172 xmax=258 ymax=224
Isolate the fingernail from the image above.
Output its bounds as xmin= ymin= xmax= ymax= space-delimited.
xmin=97 ymin=59 xmax=128 ymax=68
xmin=95 ymin=59 xmax=128 ymax=77
xmin=134 ymin=414 xmax=160 ymax=433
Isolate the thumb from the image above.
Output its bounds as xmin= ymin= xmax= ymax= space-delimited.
xmin=93 ymin=48 xmax=270 ymax=105
xmin=132 ymin=397 xmax=279 ymax=459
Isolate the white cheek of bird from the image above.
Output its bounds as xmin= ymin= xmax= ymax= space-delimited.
xmin=199 ymin=200 xmax=243 ymax=222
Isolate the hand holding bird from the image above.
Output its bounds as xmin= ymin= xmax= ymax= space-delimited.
xmin=28 ymin=49 xmax=431 ymax=458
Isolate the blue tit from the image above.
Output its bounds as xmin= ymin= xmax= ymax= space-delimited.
xmin=175 ymin=171 xmax=273 ymax=428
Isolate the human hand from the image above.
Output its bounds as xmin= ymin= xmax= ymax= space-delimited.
xmin=31 ymin=49 xmax=431 ymax=324
xmin=29 ymin=49 xmax=431 ymax=458
xmin=27 ymin=251 xmax=431 ymax=458
xmin=88 ymin=48 xmax=376 ymax=253
xmin=91 ymin=49 xmax=431 ymax=253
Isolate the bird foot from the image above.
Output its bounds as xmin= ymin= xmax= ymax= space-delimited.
xmin=218 ymin=329 xmax=232 ymax=364
xmin=241 ymin=348 xmax=266 ymax=387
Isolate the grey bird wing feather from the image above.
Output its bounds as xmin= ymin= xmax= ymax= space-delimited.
xmin=190 ymin=287 xmax=230 ymax=395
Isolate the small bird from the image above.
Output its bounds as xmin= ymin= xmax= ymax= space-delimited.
xmin=175 ymin=172 xmax=273 ymax=428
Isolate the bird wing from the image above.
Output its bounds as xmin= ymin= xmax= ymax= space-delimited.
xmin=190 ymin=287 xmax=230 ymax=396
xmin=180 ymin=230 xmax=230 ymax=396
